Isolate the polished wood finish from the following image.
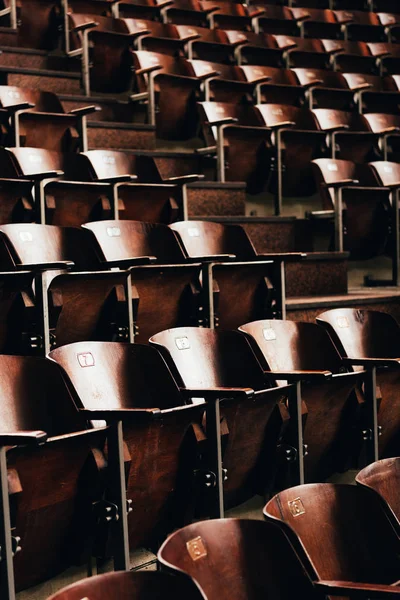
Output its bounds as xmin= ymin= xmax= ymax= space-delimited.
xmin=150 ymin=327 xmax=291 ymax=507
xmin=158 ymin=518 xmax=319 ymax=600
xmin=48 ymin=571 xmax=203 ymax=600
xmin=49 ymin=341 xmax=204 ymax=548
xmin=240 ymin=319 xmax=361 ymax=480
xmin=317 ymin=308 xmax=400 ymax=456
xmin=356 ymin=457 xmax=400 ymax=524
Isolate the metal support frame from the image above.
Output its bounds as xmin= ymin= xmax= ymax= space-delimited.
xmin=391 ymin=189 xmax=400 ymax=286
xmin=276 ymin=259 xmax=286 ymax=320
xmin=147 ymin=74 xmax=157 ymax=127
xmin=363 ymin=365 xmax=379 ymax=464
xmin=35 ymin=271 xmax=51 ymax=357
xmin=107 ymin=420 xmax=130 ymax=570
xmin=287 ymin=381 xmax=305 ymax=486
xmin=125 ymin=273 xmax=135 ymax=344
xmin=78 ymin=115 xmax=89 ymax=153
xmin=33 ymin=180 xmax=46 ymax=225
xmin=333 ymin=187 xmax=344 ymax=252
xmin=0 ymin=446 xmax=16 ymax=600
xmin=82 ymin=29 xmax=91 ymax=96
xmin=275 ymin=129 xmax=284 ymax=216
xmin=202 ymin=263 xmax=215 ymax=328
xmin=206 ymin=399 xmax=224 ymax=518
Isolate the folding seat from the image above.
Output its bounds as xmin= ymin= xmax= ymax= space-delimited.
xmin=377 ymin=12 xmax=400 ymax=43
xmin=173 ymin=25 xmax=237 ymax=62
xmin=0 ymin=354 xmax=107 ymax=593
xmin=49 ymin=341 xmax=204 ymax=550
xmin=311 ymin=108 xmax=381 ymax=162
xmin=13 ymin=0 xmax=60 ymax=49
xmin=116 ymin=18 xmax=204 ymax=55
xmin=116 ymin=0 xmax=174 ymax=20
xmin=48 ymin=571 xmax=204 ymax=600
xmin=290 ymin=7 xmax=343 ymax=39
xmin=253 ymin=5 xmax=300 ymax=36
xmin=311 ymin=159 xmax=393 ymax=268
xmin=158 ymin=519 xmax=320 ymax=600
xmin=317 ymin=308 xmax=400 ymax=457
xmin=0 ymin=271 xmax=35 ymax=355
xmin=197 ymin=1 xmax=264 ymax=31
xmin=356 ymin=457 xmax=400 ymax=524
xmin=59 ymin=0 xmax=117 ymax=52
xmin=161 ymin=0 xmax=216 ymax=27
xmin=0 ymin=223 xmax=133 ymax=354
xmin=82 ymin=220 xmax=202 ymax=342
xmin=256 ymin=103 xmax=327 ymax=214
xmin=239 ymin=319 xmax=363 ymax=482
xmin=264 ymin=483 xmax=400 ymax=597
xmin=363 ymin=112 xmax=400 ymax=161
xmin=225 ymin=31 xmax=287 ymax=67
xmin=0 ymin=86 xmax=99 ymax=152
xmin=321 ymin=39 xmax=378 ymax=73
xmin=258 ymin=35 xmax=332 ymax=70
xmin=366 ymin=42 xmax=400 ymax=75
xmin=292 ymin=68 xmax=355 ymax=109
xmin=171 ymin=219 xmax=297 ymax=325
xmin=241 ymin=65 xmax=306 ymax=106
xmin=150 ymin=327 xmax=293 ymax=508
xmin=131 ymin=51 xmax=216 ymax=139
xmin=333 ymin=9 xmax=386 ymax=42
xmin=197 ymin=101 xmax=272 ymax=193
xmin=340 ymin=72 xmax=400 ymax=113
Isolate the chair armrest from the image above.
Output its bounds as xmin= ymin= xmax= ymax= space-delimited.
xmin=24 ymin=170 xmax=64 ymax=181
xmin=268 ymin=120 xmax=296 ymax=130
xmin=98 ymin=175 xmax=137 ymax=183
xmin=134 ymin=64 xmax=163 ymax=76
xmin=342 ymin=357 xmax=400 ymax=368
xmin=80 ymin=408 xmax=161 ymax=419
xmin=352 ymin=83 xmax=374 ymax=91
xmin=381 ymin=126 xmax=400 ymax=134
xmin=69 ymin=105 xmax=101 ymax=117
xmin=0 ymin=430 xmax=47 ymax=446
xmin=4 ymin=101 xmax=35 ymax=112
xmin=180 ymin=387 xmax=254 ymax=400
xmin=323 ymin=179 xmax=358 ymax=188
xmin=71 ymin=19 xmax=99 ymax=33
xmin=165 ymin=174 xmax=205 ymax=184
xmin=15 ymin=261 xmax=74 ymax=271
xmin=255 ymin=252 xmax=306 ymax=261
xmin=307 ymin=210 xmax=335 ymax=220
xmin=266 ymin=370 xmax=332 ymax=382
xmin=206 ymin=117 xmax=239 ymax=127
xmin=189 ymin=253 xmax=236 ymax=261
xmin=104 ymin=257 xmax=157 ymax=268
xmin=315 ymin=580 xmax=400 ymax=598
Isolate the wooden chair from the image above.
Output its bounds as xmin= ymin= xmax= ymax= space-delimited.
xmin=47 ymin=571 xmax=203 ymax=600
xmin=334 ymin=9 xmax=386 ymax=42
xmin=84 ymin=219 xmax=201 ymax=342
xmin=341 ymin=72 xmax=400 ymax=114
xmin=150 ymin=327 xmax=293 ymax=511
xmin=292 ymin=69 xmax=355 ymax=110
xmin=264 ymin=483 xmax=400 ymax=598
xmin=0 ymin=86 xmax=99 ymax=152
xmin=321 ymin=39 xmax=378 ymax=74
xmin=356 ymin=457 xmax=400 ymax=524
xmin=14 ymin=0 xmax=60 ymax=49
xmin=0 ymin=271 xmax=35 ymax=354
xmin=0 ymin=354 xmax=106 ymax=593
xmin=239 ymin=319 xmax=363 ymax=482
xmin=317 ymin=308 xmax=400 ymax=457
xmin=363 ymin=113 xmax=400 ymax=161
xmin=290 ymin=7 xmax=343 ymax=39
xmin=158 ymin=518 xmax=320 ymax=600
xmin=253 ymin=5 xmax=300 ymax=36
xmin=49 ymin=341 xmax=204 ymax=549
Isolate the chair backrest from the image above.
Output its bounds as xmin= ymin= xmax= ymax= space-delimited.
xmin=158 ymin=518 xmax=318 ymax=600
xmin=264 ymin=483 xmax=400 ymax=584
xmin=81 ymin=150 xmax=137 ymax=180
xmin=311 ymin=158 xmax=377 ymax=206
xmin=312 ymin=108 xmax=369 ymax=132
xmin=364 ymin=112 xmax=400 ymax=133
xmin=316 ymin=308 xmax=400 ymax=360
xmin=0 ymin=223 xmax=99 ymax=270
xmin=239 ymin=319 xmax=343 ymax=373
xmin=83 ymin=220 xmax=187 ymax=263
xmin=0 ymin=147 xmax=65 ymax=178
xmin=369 ymin=160 xmax=400 ymax=186
xmin=47 ymin=571 xmax=204 ymax=600
xmin=150 ymin=327 xmax=269 ymax=391
xmin=356 ymin=458 xmax=400 ymax=524
xmin=256 ymin=103 xmax=318 ymax=130
xmin=49 ymin=341 xmax=184 ymax=410
xmin=0 ymin=86 xmax=64 ymax=113
xmin=170 ymin=220 xmax=257 ymax=260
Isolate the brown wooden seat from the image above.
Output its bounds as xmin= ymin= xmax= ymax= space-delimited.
xmin=321 ymin=39 xmax=378 ymax=74
xmin=317 ymin=308 xmax=400 ymax=457
xmin=290 ymin=7 xmax=343 ymax=39
xmin=49 ymin=341 xmax=204 ymax=549
xmin=83 ymin=220 xmax=201 ymax=342
xmin=311 ymin=158 xmax=392 ymax=263
xmin=171 ymin=219 xmax=294 ymax=324
xmin=47 ymin=571 xmax=203 ymax=600
xmin=225 ymin=31 xmax=287 ymax=67
xmin=276 ymin=36 xmax=332 ymax=70
xmin=240 ymin=65 xmax=306 ymax=106
xmin=0 ymin=223 xmax=132 ymax=353
xmin=116 ymin=0 xmax=174 ymax=21
xmin=14 ymin=0 xmax=60 ymax=49
xmin=253 ymin=5 xmax=300 ymax=36
xmin=364 ymin=112 xmax=400 ymax=161
xmin=0 ymin=353 xmax=106 ymax=592
xmin=367 ymin=42 xmax=400 ymax=76
xmin=150 ymin=327 xmax=293 ymax=509
xmin=0 ymin=86 xmax=99 ymax=152
xmin=311 ymin=109 xmax=381 ymax=163
xmin=197 ymin=101 xmax=272 ymax=193
xmin=0 ymin=271 xmax=35 ymax=354
xmin=356 ymin=457 xmax=400 ymax=524
xmin=239 ymin=319 xmax=362 ymax=482
xmin=292 ymin=69 xmax=355 ymax=110
xmin=333 ymin=9 xmax=386 ymax=42
xmin=341 ymin=72 xmax=400 ymax=113
xmin=256 ymin=103 xmax=326 ymax=213
xmin=173 ymin=25 xmax=235 ymax=63
xmin=264 ymin=483 xmax=400 ymax=598
xmin=158 ymin=518 xmax=320 ymax=600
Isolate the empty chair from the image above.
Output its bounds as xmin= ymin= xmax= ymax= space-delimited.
xmin=224 ymin=31 xmax=286 ymax=67
xmin=150 ymin=327 xmax=293 ymax=508
xmin=311 ymin=109 xmax=380 ymax=162
xmin=341 ymin=72 xmax=400 ymax=113
xmin=256 ymin=103 xmax=326 ymax=214
xmin=290 ymin=7 xmax=343 ymax=39
xmin=171 ymin=219 xmax=294 ymax=325
xmin=254 ymin=5 xmax=300 ymax=36
xmin=0 ymin=86 xmax=99 ymax=152
xmin=239 ymin=319 xmax=362 ymax=481
xmin=175 ymin=25 xmax=236 ymax=63
xmin=83 ymin=220 xmax=202 ymax=342
xmin=292 ymin=68 xmax=355 ymax=109
xmin=311 ymin=159 xmax=392 ymax=264
xmin=0 ymin=223 xmax=132 ymax=353
xmin=322 ymin=39 xmax=378 ymax=74
xmin=14 ymin=0 xmax=60 ymax=49
xmin=264 ymin=483 xmax=400 ymax=597
xmin=197 ymin=101 xmax=272 ymax=193
xmin=200 ymin=1 xmax=264 ymax=31
xmin=334 ymin=9 xmax=386 ymax=42
xmin=356 ymin=457 xmax=400 ymax=524
xmin=367 ymin=42 xmax=400 ymax=75
xmin=363 ymin=113 xmax=400 ymax=161
xmin=158 ymin=519 xmax=320 ymax=600
xmin=0 ymin=354 xmax=106 ymax=591
xmin=242 ymin=65 xmax=305 ymax=106
xmin=49 ymin=341 xmax=204 ymax=550
xmin=0 ymin=271 xmax=35 ymax=354
xmin=47 ymin=571 xmax=203 ymax=600
xmin=191 ymin=61 xmax=268 ymax=104
xmin=317 ymin=308 xmax=400 ymax=457
xmin=278 ymin=36 xmax=332 ymax=70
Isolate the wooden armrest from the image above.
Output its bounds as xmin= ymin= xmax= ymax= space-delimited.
xmin=180 ymin=387 xmax=254 ymax=400
xmin=307 ymin=210 xmax=335 ymax=220
xmin=0 ymin=430 xmax=47 ymax=446
xmin=16 ymin=261 xmax=74 ymax=271
xmin=165 ymin=174 xmax=205 ymax=184
xmin=342 ymin=357 xmax=400 ymax=368
xmin=25 ymin=170 xmax=64 ymax=180
xmin=104 ymin=257 xmax=157 ymax=268
xmin=267 ymin=370 xmax=332 ymax=382
xmin=323 ymin=179 xmax=358 ymax=188
xmin=256 ymin=252 xmax=306 ymax=261
xmin=99 ymin=175 xmax=137 ymax=183
xmin=69 ymin=105 xmax=101 ymax=117
xmin=315 ymin=580 xmax=400 ymax=598
xmin=80 ymin=408 xmax=161 ymax=419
